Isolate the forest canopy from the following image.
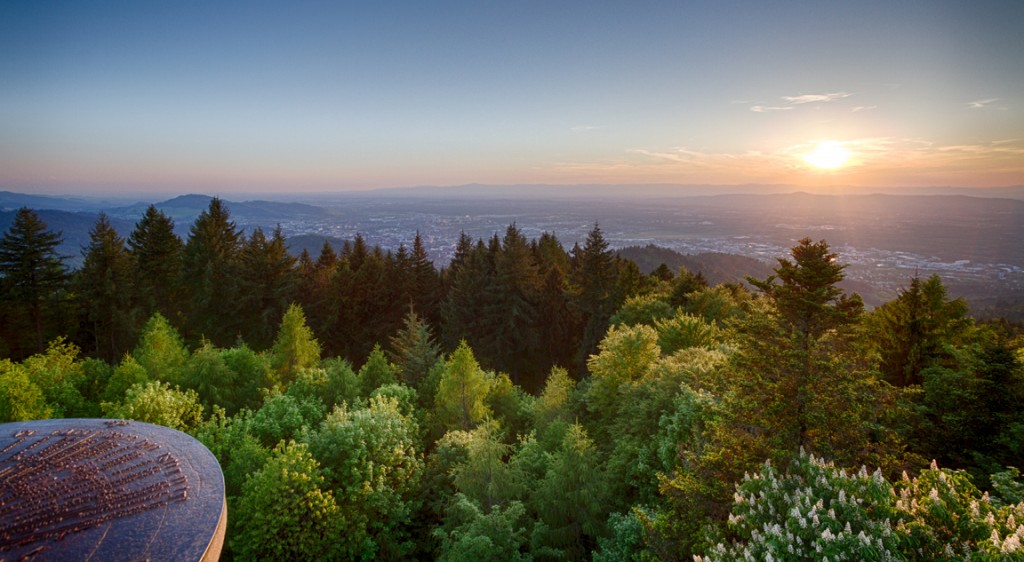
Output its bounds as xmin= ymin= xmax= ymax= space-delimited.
xmin=2 ymin=201 xmax=1023 ymax=561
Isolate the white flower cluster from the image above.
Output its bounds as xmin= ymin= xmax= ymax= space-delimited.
xmin=700 ymin=451 xmax=900 ymax=561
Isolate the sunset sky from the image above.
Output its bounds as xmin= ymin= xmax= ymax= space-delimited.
xmin=2 ymin=1 xmax=1022 ymax=195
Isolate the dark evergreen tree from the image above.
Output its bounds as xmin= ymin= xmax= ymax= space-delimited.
xmin=0 ymin=208 xmax=68 ymax=356
xmin=442 ymin=238 xmax=496 ymax=354
xmin=867 ymin=274 xmax=971 ymax=387
xmin=533 ymin=232 xmax=579 ymax=382
xmin=78 ymin=213 xmax=135 ymax=362
xmin=571 ymin=224 xmax=619 ymax=373
xmin=388 ymin=308 xmax=441 ymax=392
xmin=237 ymin=226 xmax=297 ymax=349
xmin=295 ymin=240 xmax=337 ymax=348
xmin=181 ymin=198 xmax=243 ymax=346
xmin=487 ymin=224 xmax=542 ymax=383
xmin=126 ymin=205 xmax=183 ymax=323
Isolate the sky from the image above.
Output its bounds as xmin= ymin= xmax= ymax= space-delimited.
xmin=1 ymin=0 xmax=1023 ymax=195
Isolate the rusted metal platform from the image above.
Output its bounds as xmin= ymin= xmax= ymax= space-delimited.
xmin=0 ymin=419 xmax=226 ymax=561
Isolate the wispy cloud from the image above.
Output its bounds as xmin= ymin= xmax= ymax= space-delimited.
xmin=781 ymin=92 xmax=852 ymax=104
xmin=748 ymin=91 xmax=854 ymax=112
xmin=750 ymin=105 xmax=793 ymax=113
xmin=851 ymin=105 xmax=877 ymax=112
xmin=571 ymin=125 xmax=603 ymax=133
xmin=967 ymin=98 xmax=1001 ymax=109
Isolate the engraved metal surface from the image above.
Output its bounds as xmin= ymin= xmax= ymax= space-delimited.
xmin=0 ymin=419 xmax=225 ymax=561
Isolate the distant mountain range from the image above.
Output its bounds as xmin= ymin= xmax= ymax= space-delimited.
xmin=2 ymin=188 xmax=1023 ymax=322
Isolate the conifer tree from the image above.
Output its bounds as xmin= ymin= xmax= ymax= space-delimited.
xmin=722 ymin=238 xmax=884 ymax=468
xmin=442 ymin=238 xmax=495 ymax=353
xmin=388 ymin=308 xmax=441 ymax=391
xmin=126 ymin=205 xmax=183 ymax=322
xmin=867 ymin=274 xmax=971 ymax=387
xmin=530 ymin=423 xmax=607 ymax=561
xmin=434 ymin=342 xmax=492 ymax=432
xmin=487 ymin=224 xmax=542 ymax=381
xmin=269 ymin=303 xmax=321 ymax=388
xmin=571 ymin=224 xmax=619 ymax=373
xmin=534 ymin=232 xmax=578 ymax=380
xmin=237 ymin=226 xmax=297 ymax=348
xmin=78 ymin=213 xmax=135 ymax=362
xmin=410 ymin=232 xmax=442 ymax=323
xmin=0 ymin=208 xmax=68 ymax=355
xmin=358 ymin=344 xmax=399 ymax=396
xmin=181 ymin=197 xmax=243 ymax=345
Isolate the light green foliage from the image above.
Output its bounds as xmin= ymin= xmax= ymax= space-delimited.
xmin=434 ymin=494 xmax=532 ymax=562
xmin=248 ymin=391 xmax=325 ymax=448
xmin=434 ymin=341 xmax=493 ymax=432
xmin=194 ymin=407 xmax=271 ymax=499
xmin=103 ymin=381 xmax=203 ymax=432
xmin=181 ymin=341 xmax=238 ymax=412
xmin=218 ymin=344 xmax=268 ymax=412
xmin=530 ymin=423 xmax=607 ymax=562
xmin=451 ymin=421 xmax=523 ymax=511
xmin=0 ymin=358 xmax=50 ymax=422
xmin=586 ymin=324 xmax=660 ymax=412
xmin=696 ymin=451 xmax=902 ymax=562
xmin=486 ymin=371 xmax=535 ymax=440
xmin=21 ymin=338 xmax=90 ymax=417
xmin=268 ymin=303 xmax=321 ymax=387
xmin=322 ymin=357 xmax=361 ymax=408
xmin=304 ymin=395 xmax=425 ymax=559
xmin=654 ymin=312 xmax=724 ymax=355
xmin=359 ymin=343 xmax=398 ymax=396
xmin=610 ymin=294 xmax=675 ymax=328
xmin=231 ymin=440 xmax=346 ymax=561
xmin=533 ymin=367 xmax=576 ymax=448
xmin=101 ymin=354 xmax=149 ymax=404
xmin=371 ymin=383 xmax=419 ymax=418
xmin=132 ymin=313 xmax=189 ymax=384
xmin=682 ymin=283 xmax=750 ymax=327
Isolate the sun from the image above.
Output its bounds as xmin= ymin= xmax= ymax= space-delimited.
xmin=803 ymin=140 xmax=851 ymax=169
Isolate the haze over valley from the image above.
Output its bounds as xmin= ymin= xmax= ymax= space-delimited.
xmin=4 ymin=185 xmax=1023 ymax=317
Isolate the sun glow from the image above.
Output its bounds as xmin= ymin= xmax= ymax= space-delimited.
xmin=803 ymin=141 xmax=851 ymax=169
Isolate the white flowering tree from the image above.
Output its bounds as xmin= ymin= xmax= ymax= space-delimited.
xmin=695 ymin=450 xmax=902 ymax=561
xmin=695 ymin=452 xmax=1024 ymax=561
xmin=893 ymin=461 xmax=1024 ymax=560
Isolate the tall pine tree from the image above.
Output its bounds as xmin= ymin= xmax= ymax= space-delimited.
xmin=0 ymin=208 xmax=68 ymax=356
xmin=127 ymin=205 xmax=183 ymax=323
xmin=78 ymin=213 xmax=135 ymax=362
xmin=181 ymin=198 xmax=243 ymax=346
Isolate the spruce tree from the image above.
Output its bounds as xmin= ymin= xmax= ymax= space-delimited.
xmin=269 ymin=303 xmax=321 ymax=388
xmin=0 ymin=208 xmax=68 ymax=355
xmin=127 ymin=205 xmax=183 ymax=322
xmin=78 ymin=213 xmax=135 ymax=362
xmin=181 ymin=198 xmax=243 ymax=346
xmin=571 ymin=224 xmax=619 ymax=373
xmin=237 ymin=226 xmax=297 ymax=349
xmin=487 ymin=224 xmax=541 ymax=382
xmin=388 ymin=308 xmax=441 ymax=391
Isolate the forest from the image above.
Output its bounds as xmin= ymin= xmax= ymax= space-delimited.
xmin=2 ymin=198 xmax=1024 ymax=560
